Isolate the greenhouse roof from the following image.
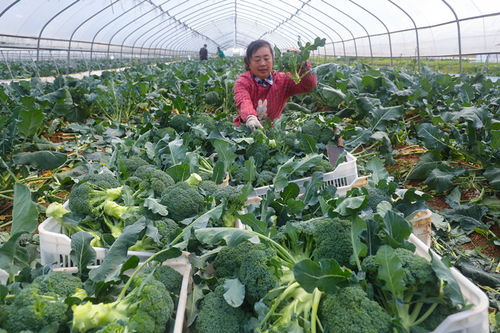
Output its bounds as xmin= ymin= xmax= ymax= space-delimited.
xmin=0 ymin=0 xmax=498 ymax=60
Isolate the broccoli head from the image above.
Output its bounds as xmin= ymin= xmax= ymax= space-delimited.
xmin=256 ymin=170 xmax=275 ymax=186
xmin=130 ymin=218 xmax=180 ymax=252
xmin=68 ymin=182 xmax=124 ymax=217
xmin=245 ymin=142 xmax=270 ymax=169
xmin=198 ymin=180 xmax=219 ymax=196
xmin=117 ymin=156 xmax=149 ymax=177
xmin=127 ymin=165 xmax=175 ymax=197
xmin=195 ymin=285 xmax=248 ymax=333
xmin=160 ymin=182 xmax=205 ymax=222
xmin=79 ymin=172 xmax=121 ymax=189
xmin=144 ymin=265 xmax=183 ymax=296
xmin=32 ymin=270 xmax=84 ymax=298
xmin=213 ymin=242 xmax=278 ymax=304
xmin=72 ymin=276 xmax=174 ymax=333
xmin=1 ymin=284 xmax=68 ymax=332
xmin=311 ymin=217 xmax=354 ymax=268
xmin=213 ymin=186 xmax=247 ymax=227
xmin=168 ymin=114 xmax=191 ymax=133
xmin=308 ymin=159 xmax=334 ymax=174
xmin=319 ymin=286 xmax=393 ymax=333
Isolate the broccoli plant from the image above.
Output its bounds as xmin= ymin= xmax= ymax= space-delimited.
xmin=274 ymin=37 xmax=326 ymax=83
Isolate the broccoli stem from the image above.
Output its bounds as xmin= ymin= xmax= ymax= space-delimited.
xmin=310 ymin=289 xmax=322 ymax=333
xmin=259 ymin=281 xmax=301 ymax=329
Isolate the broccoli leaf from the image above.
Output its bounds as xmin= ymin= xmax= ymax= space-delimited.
xmin=293 ymin=258 xmax=352 ymax=294
xmin=70 ymin=231 xmax=97 ymax=275
xmin=223 ymin=278 xmax=245 ymax=308
xmin=89 ymin=219 xmax=146 ymax=282
xmin=350 ymin=217 xmax=368 ymax=270
xmin=195 ymin=227 xmax=260 ymax=247
xmin=274 ymin=154 xmax=323 ymax=188
xmin=12 ymin=183 xmax=38 ymax=235
xmin=430 ymin=252 xmax=465 ymax=307
xmin=374 ymin=245 xmax=406 ymax=297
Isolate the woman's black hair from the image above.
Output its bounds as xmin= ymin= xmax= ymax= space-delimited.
xmin=244 ymin=39 xmax=273 ymax=70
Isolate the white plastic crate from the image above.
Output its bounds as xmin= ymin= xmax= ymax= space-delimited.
xmin=409 ymin=234 xmax=489 ymax=333
xmin=249 ymin=151 xmax=358 ymax=199
xmin=39 ymin=210 xmax=155 ymax=267
xmin=54 ymin=252 xmax=191 ymax=333
xmin=236 ymin=220 xmax=488 ymax=332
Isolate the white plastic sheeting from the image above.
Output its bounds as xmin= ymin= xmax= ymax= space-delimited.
xmin=0 ymin=0 xmax=498 ymax=59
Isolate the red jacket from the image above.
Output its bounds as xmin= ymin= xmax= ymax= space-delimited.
xmin=233 ymin=62 xmax=317 ymax=125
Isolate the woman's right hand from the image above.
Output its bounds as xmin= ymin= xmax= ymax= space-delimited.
xmin=246 ymin=115 xmax=263 ymax=131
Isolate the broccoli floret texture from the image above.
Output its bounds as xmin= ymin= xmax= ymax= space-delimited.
xmin=144 ymin=265 xmax=183 ymax=296
xmin=160 ymin=182 xmax=205 ymax=222
xmin=2 ymin=285 xmax=68 ymax=332
xmin=32 ymin=270 xmax=83 ymax=297
xmin=320 ymin=286 xmax=392 ymax=333
xmin=195 ymin=285 xmax=248 ymax=333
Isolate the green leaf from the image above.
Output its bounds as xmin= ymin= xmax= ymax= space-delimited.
xmin=442 ymin=107 xmax=483 ymax=129
xmin=223 ymin=278 xmax=245 ymax=308
xmin=89 ymin=219 xmax=146 ymax=283
xmin=445 ymin=187 xmax=462 ymax=208
xmin=144 ymin=197 xmax=168 ymax=216
xmin=423 ymin=168 xmax=457 ymax=192
xmin=212 ymin=161 xmax=225 ymax=185
xmin=13 ymin=151 xmax=67 ymax=170
xmin=484 ymin=167 xmax=500 ymax=190
xmin=236 ymin=213 xmax=268 ymax=234
xmin=334 ymin=196 xmax=366 ymax=216
xmin=213 ymin=139 xmax=237 ymax=170
xmin=370 ymin=106 xmax=404 ymax=131
xmin=382 ymin=210 xmax=412 ymax=246
xmin=366 ymin=157 xmax=389 ymax=184
xmin=243 ymin=157 xmax=257 ymax=183
xmin=273 ymin=154 xmax=323 ymax=189
xmin=0 ymin=233 xmax=27 ymax=274
xmin=299 ymin=134 xmax=318 ymax=153
xmin=375 ymin=245 xmax=406 ymax=297
xmin=18 ymin=102 xmax=44 ymax=137
xmin=350 ymin=217 xmax=368 ymax=269
xmin=168 ymin=136 xmax=187 ymax=165
xmin=195 ymin=228 xmax=260 ymax=248
xmin=280 ymin=183 xmax=300 ymax=201
xmin=293 ymin=258 xmax=352 ymax=294
xmin=70 ymin=232 xmax=97 ymax=274
xmin=430 ymin=252 xmax=465 ymax=307
xmin=174 ymin=205 xmax=224 ymax=249
xmin=317 ymin=83 xmax=346 ymax=107
xmin=407 ymin=151 xmax=443 ymax=180
xmin=12 ymin=184 xmax=38 ymax=235
xmin=417 ymin=123 xmax=448 ymax=150
xmin=166 ymin=163 xmax=190 ymax=183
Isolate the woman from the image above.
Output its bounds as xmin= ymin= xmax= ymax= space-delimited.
xmin=233 ymin=39 xmax=317 ymax=130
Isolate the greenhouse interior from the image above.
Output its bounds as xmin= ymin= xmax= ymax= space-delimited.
xmin=0 ymin=0 xmax=498 ymax=332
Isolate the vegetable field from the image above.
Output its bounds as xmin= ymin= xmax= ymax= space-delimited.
xmin=0 ymin=57 xmax=498 ymax=332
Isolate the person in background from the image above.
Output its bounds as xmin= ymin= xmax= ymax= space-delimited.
xmin=217 ymin=46 xmax=226 ymax=59
xmin=233 ymin=39 xmax=317 ymax=130
xmin=199 ymin=44 xmax=208 ymax=60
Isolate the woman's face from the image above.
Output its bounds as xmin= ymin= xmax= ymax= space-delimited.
xmin=249 ymin=46 xmax=273 ymax=79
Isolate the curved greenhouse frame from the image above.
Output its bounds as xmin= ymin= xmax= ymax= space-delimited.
xmin=0 ymin=0 xmax=497 ymax=72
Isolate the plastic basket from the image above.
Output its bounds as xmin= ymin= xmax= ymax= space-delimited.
xmin=408 ymin=209 xmax=433 ymax=247
xmin=39 ymin=208 xmax=155 ymax=267
xmin=250 ymin=151 xmax=359 ymax=199
xmin=409 ymin=234 xmax=489 ymax=333
xmin=54 ymin=253 xmax=191 ymax=333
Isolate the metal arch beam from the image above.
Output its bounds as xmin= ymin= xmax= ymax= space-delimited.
xmin=153 ymin=7 xmax=301 ymax=55
xmin=162 ymin=10 xmax=302 ymax=54
xmin=273 ymin=0 xmax=345 ymax=58
xmin=314 ymin=0 xmax=358 ymax=58
xmin=164 ymin=0 xmax=318 ymax=49
xmin=157 ymin=0 xmax=315 ymax=50
xmin=67 ymin=0 xmax=120 ymax=65
xmin=271 ymin=0 xmax=340 ymax=59
xmin=258 ymin=0 xmax=310 ymax=40
xmin=111 ymin=0 xmax=170 ymax=59
xmin=387 ymin=0 xmax=420 ymax=69
xmin=313 ymin=1 xmax=372 ymax=60
xmin=36 ymin=0 xmax=79 ymax=61
xmin=0 ymin=0 xmax=21 ymax=19
xmin=164 ymin=12 xmax=297 ymax=54
xmin=348 ymin=0 xmax=393 ymax=65
xmin=89 ymin=0 xmax=146 ymax=62
xmin=137 ymin=1 xmax=240 ymax=58
xmin=164 ymin=13 xmax=296 ymax=54
xmin=243 ymin=0 xmax=338 ymax=60
xmin=128 ymin=0 xmax=228 ymax=57
xmin=442 ymin=0 xmax=462 ymax=72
